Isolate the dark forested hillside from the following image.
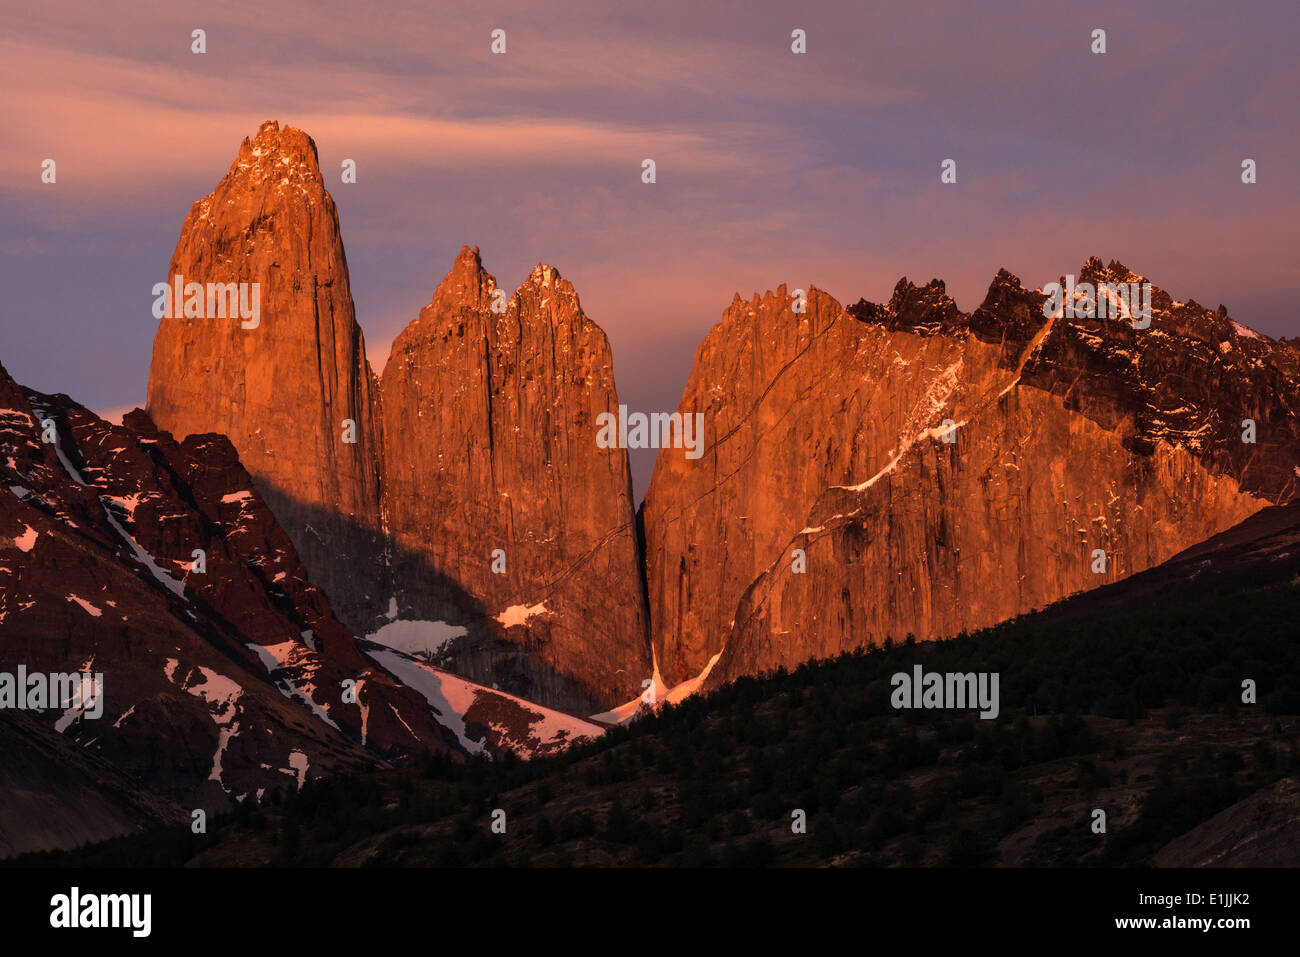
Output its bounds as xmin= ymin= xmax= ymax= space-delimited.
xmin=14 ymin=505 xmax=1300 ymax=868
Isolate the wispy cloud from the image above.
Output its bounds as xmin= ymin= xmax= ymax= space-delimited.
xmin=2 ymin=0 xmax=1297 ymax=500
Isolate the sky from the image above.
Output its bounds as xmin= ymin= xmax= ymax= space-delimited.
xmin=2 ymin=0 xmax=1297 ymax=499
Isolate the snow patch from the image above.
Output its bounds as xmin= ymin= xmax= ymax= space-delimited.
xmin=366 ymin=649 xmax=485 ymax=753
xmin=27 ymin=404 xmax=88 ymax=487
xmin=100 ymin=498 xmax=186 ymax=598
xmin=365 ymin=618 xmax=467 ymax=658
xmin=496 ymin=602 xmax=549 ymax=628
xmin=12 ymin=525 xmax=37 ymax=552
xmin=287 ymin=750 xmax=309 ymax=788
xmin=102 ymin=493 xmax=145 ymax=522
xmin=246 ymin=641 xmax=340 ymax=730
xmin=366 ymin=647 xmax=600 ymax=755
xmin=180 ymin=666 xmax=243 ymax=787
xmin=592 ymin=648 xmax=723 ymax=725
xmin=66 ymin=594 xmax=103 ymax=617
xmin=54 ymin=673 xmax=103 ymax=732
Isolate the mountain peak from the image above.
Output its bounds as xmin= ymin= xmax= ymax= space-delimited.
xmin=453 ymin=243 xmax=483 ymax=271
xmin=227 ymin=120 xmax=322 ymax=193
xmin=527 ymin=262 xmax=562 ymax=288
xmin=847 ymin=276 xmax=964 ymax=335
xmin=147 ymin=121 xmax=383 ymax=632
xmin=422 ymin=245 xmax=497 ymax=320
xmin=968 ymin=267 xmax=1049 ymax=353
xmin=1078 ymin=256 xmax=1144 ymax=287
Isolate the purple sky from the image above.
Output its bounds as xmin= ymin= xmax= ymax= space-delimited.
xmin=3 ymin=0 xmax=1297 ymax=498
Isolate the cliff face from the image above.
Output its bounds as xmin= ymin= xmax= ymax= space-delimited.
xmin=641 ymin=282 xmax=966 ymax=686
xmin=641 ymin=260 xmax=1300 ymax=691
xmin=378 ymin=247 xmax=651 ymax=713
xmin=145 ymin=120 xmax=385 ymax=633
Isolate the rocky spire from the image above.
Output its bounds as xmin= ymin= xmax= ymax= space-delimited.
xmin=378 ymin=247 xmax=652 ymax=712
xmin=145 ymin=121 xmax=386 ymax=632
